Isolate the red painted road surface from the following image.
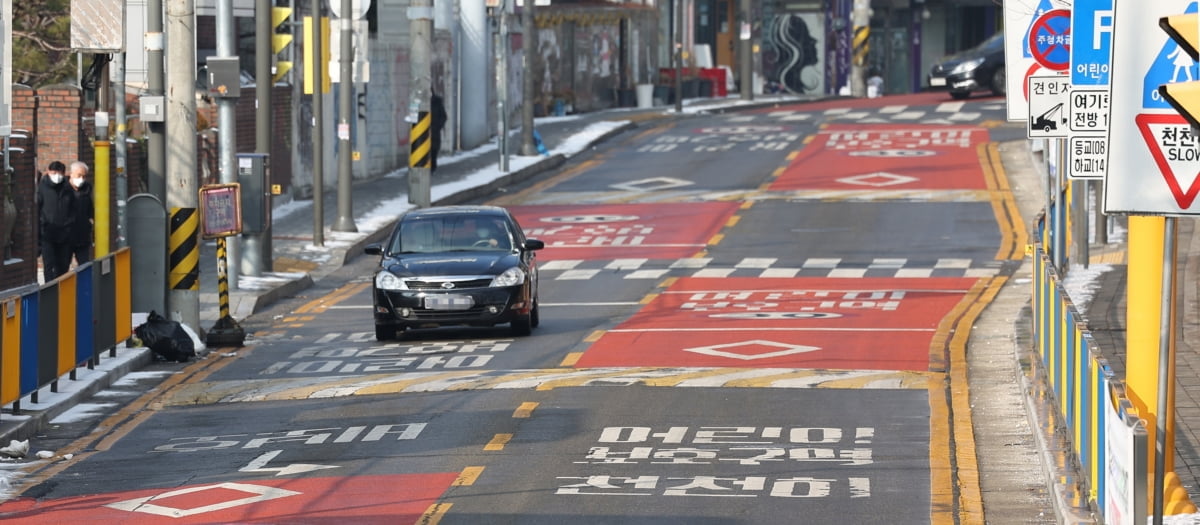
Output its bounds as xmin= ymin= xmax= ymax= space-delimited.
xmin=0 ymin=473 xmax=458 ymax=523
xmin=510 ymin=203 xmax=740 ymax=261
xmin=576 ymin=277 xmax=977 ymax=371
xmin=771 ymin=124 xmax=990 ymax=191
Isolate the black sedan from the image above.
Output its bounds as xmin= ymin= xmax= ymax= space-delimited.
xmin=364 ymin=205 xmax=544 ymax=340
xmin=927 ymin=32 xmax=1005 ymax=100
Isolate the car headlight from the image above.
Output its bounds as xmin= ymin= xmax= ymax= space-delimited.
xmin=949 ymin=58 xmax=985 ymax=76
xmin=491 ymin=267 xmax=526 ymax=287
xmin=375 ymin=271 xmax=408 ymax=290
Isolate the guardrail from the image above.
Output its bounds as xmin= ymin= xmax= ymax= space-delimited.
xmin=0 ymin=247 xmax=132 ymax=417
xmin=1033 ymin=215 xmax=1147 ymax=524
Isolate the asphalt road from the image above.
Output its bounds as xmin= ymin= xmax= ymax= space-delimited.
xmin=0 ymin=95 xmax=1053 ymax=524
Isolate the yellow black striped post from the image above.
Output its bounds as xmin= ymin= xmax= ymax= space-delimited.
xmin=853 ymin=25 xmax=869 ymax=66
xmin=169 ymin=207 xmax=200 ymax=291
xmin=216 ymin=237 xmax=230 ymax=318
xmin=409 ymin=111 xmax=431 ymax=168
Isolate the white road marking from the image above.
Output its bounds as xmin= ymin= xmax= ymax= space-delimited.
xmin=559 ymin=269 xmax=601 ymax=280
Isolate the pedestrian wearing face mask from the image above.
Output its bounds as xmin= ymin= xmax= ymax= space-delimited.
xmin=67 ymin=161 xmax=93 ymax=266
xmin=36 ymin=161 xmax=77 ymax=282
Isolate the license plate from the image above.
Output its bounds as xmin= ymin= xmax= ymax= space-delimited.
xmin=929 ymin=77 xmax=946 ymax=87
xmin=424 ymin=294 xmax=474 ymax=310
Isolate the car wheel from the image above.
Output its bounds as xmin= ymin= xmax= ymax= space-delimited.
xmin=990 ymin=68 xmax=1006 ymax=96
xmin=530 ymin=301 xmax=540 ymax=328
xmin=510 ymin=314 xmax=533 ymax=336
xmin=375 ymin=324 xmax=397 ymax=341
xmin=950 ymin=90 xmax=970 ymax=100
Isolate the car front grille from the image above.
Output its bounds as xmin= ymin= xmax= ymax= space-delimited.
xmin=405 ymin=278 xmax=493 ymax=290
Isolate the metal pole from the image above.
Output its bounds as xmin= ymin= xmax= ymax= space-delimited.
xmin=312 ymin=0 xmax=325 ymax=246
xmin=1095 ymin=180 xmax=1108 ymax=244
xmin=1153 ymin=216 xmax=1178 ymax=525
xmin=166 ymin=0 xmax=200 ymax=332
xmin=217 ymin=0 xmax=239 ymax=289
xmin=249 ymin=0 xmax=273 ymax=276
xmin=333 ymin=0 xmax=357 ymax=232
xmin=739 ymin=0 xmax=752 ymax=100
xmin=1073 ymin=178 xmax=1089 ymax=269
xmin=674 ymin=0 xmax=683 ymax=113
xmin=147 ymin=0 xmax=166 ymax=201
xmin=497 ymin=2 xmax=509 ymax=172
xmin=114 ymin=53 xmax=127 ymax=248
xmin=520 ymin=0 xmax=536 ymax=155
xmin=1054 ymin=138 xmax=1068 ymax=270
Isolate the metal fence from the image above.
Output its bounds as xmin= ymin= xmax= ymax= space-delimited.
xmin=0 ymin=247 xmax=132 ymax=415
xmin=1033 ymin=214 xmax=1147 ymax=524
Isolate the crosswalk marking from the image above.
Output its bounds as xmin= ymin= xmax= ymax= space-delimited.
xmin=736 ymin=257 xmax=777 ymax=268
xmin=935 ymin=102 xmax=965 ymax=112
xmin=759 ymin=268 xmax=801 ymax=278
xmin=670 ymin=258 xmax=712 ymax=268
xmin=541 ymin=260 xmax=582 ymax=270
xmin=560 ymin=269 xmax=601 ymax=280
xmin=606 ymin=258 xmax=647 ymax=270
xmin=693 ymin=268 xmax=736 ymax=278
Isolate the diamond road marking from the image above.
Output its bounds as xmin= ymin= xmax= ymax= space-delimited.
xmin=839 ymin=172 xmax=919 ymax=187
xmin=611 ymin=177 xmax=694 ymax=192
xmin=684 ymin=340 xmax=821 ymax=360
xmin=105 ymin=482 xmax=301 ymax=517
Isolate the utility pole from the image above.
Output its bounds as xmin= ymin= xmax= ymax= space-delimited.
xmin=495 ymin=0 xmax=509 ymax=172
xmin=408 ymin=0 xmax=433 ymax=207
xmin=216 ymin=0 xmax=239 ymax=289
xmin=519 ymin=0 xmax=536 ymax=156
xmin=850 ymin=0 xmax=870 ymax=97
xmin=165 ymin=0 xmax=200 ymax=332
xmin=333 ymin=0 xmax=357 ymax=231
xmin=674 ymin=0 xmax=683 ymax=113
xmin=311 ymin=0 xmax=325 ymax=246
xmin=739 ymin=0 xmax=752 ymax=100
xmin=146 ymin=0 xmax=166 ymax=201
xmin=250 ymin=0 xmax=277 ymax=275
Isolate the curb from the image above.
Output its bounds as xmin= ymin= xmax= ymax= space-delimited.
xmin=0 ymin=348 xmax=153 ymax=443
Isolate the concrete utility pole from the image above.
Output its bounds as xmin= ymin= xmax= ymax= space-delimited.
xmin=216 ymin=0 xmax=239 ymax=289
xmin=312 ymin=0 xmax=325 ymax=246
xmin=147 ymin=0 xmax=166 ymax=201
xmin=673 ymin=0 xmax=683 ymax=113
xmin=739 ymin=0 xmax=752 ymax=101
xmin=496 ymin=0 xmax=509 ymax=172
xmin=850 ymin=0 xmax=870 ymax=97
xmin=165 ymin=0 xmax=200 ymax=332
xmin=333 ymin=0 xmax=356 ymax=231
xmin=519 ymin=0 xmax=536 ymax=156
xmin=406 ymin=0 xmax=432 ymax=207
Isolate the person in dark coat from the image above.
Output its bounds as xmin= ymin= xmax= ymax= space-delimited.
xmin=36 ymin=160 xmax=76 ymax=282
xmin=431 ymin=92 xmax=447 ymax=172
xmin=67 ymin=161 xmax=94 ymax=266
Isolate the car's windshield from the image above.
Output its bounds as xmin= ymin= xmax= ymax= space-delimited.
xmin=389 ymin=215 xmax=514 ymax=254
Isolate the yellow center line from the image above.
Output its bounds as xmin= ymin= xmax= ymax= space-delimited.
xmin=485 ymin=433 xmax=513 ymax=451
xmin=559 ymin=352 xmax=583 ymax=367
xmin=454 ymin=466 xmax=485 ymax=486
xmin=513 ymin=402 xmax=539 ymax=418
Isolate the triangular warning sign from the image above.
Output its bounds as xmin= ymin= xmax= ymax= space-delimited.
xmin=1135 ymin=113 xmax=1200 ymax=209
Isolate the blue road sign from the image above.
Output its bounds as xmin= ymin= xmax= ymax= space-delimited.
xmin=1142 ymin=1 xmax=1199 ymax=108
xmin=1024 ymin=0 xmax=1059 ymax=58
xmin=1070 ymin=0 xmax=1113 ymax=85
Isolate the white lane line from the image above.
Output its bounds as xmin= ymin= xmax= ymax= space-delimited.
xmin=540 ymin=302 xmax=642 ymax=307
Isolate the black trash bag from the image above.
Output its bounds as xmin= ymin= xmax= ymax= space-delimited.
xmin=134 ymin=311 xmax=196 ymax=362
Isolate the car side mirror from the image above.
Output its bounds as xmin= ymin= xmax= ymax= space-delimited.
xmin=364 ymin=243 xmax=383 ymax=255
xmin=524 ymin=239 xmax=545 ymax=251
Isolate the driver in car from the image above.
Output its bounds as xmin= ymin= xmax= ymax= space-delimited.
xmin=474 ymin=222 xmax=509 ymax=250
